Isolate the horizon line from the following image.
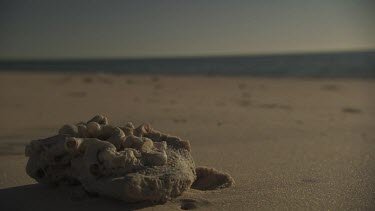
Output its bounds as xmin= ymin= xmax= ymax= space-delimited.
xmin=1 ymin=48 xmax=374 ymax=62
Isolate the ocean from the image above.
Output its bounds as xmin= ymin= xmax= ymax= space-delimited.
xmin=0 ymin=51 xmax=374 ymax=78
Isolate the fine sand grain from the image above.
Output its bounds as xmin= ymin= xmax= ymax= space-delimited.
xmin=0 ymin=72 xmax=374 ymax=210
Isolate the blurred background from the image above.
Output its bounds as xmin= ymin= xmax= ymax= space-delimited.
xmin=0 ymin=0 xmax=374 ymax=76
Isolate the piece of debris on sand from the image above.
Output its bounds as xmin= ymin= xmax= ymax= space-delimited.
xmin=25 ymin=115 xmax=234 ymax=203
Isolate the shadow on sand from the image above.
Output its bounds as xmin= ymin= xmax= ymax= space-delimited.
xmin=0 ymin=184 xmax=157 ymax=211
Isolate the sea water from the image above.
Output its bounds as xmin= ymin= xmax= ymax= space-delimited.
xmin=0 ymin=51 xmax=374 ymax=78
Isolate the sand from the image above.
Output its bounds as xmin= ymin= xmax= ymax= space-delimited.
xmin=0 ymin=72 xmax=374 ymax=210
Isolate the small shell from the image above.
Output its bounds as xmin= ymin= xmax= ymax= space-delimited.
xmin=125 ymin=122 xmax=135 ymax=129
xmin=59 ymin=124 xmax=79 ymax=136
xmin=106 ymin=127 xmax=126 ymax=149
xmin=121 ymin=122 xmax=135 ymax=136
xmin=64 ymin=137 xmax=82 ymax=152
xmin=140 ymin=137 xmax=154 ymax=153
xmin=123 ymin=135 xmax=144 ymax=150
xmin=134 ymin=123 xmax=151 ymax=137
xmin=87 ymin=115 xmax=108 ymax=125
xmin=77 ymin=124 xmax=88 ymax=138
xmin=87 ymin=122 xmax=101 ymax=137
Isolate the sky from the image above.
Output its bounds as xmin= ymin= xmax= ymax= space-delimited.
xmin=0 ymin=0 xmax=374 ymax=60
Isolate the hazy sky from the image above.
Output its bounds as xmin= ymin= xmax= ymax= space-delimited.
xmin=0 ymin=0 xmax=374 ymax=59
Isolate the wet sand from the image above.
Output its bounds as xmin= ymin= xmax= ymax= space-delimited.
xmin=0 ymin=72 xmax=374 ymax=210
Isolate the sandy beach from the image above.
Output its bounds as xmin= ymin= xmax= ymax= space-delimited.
xmin=0 ymin=72 xmax=374 ymax=210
